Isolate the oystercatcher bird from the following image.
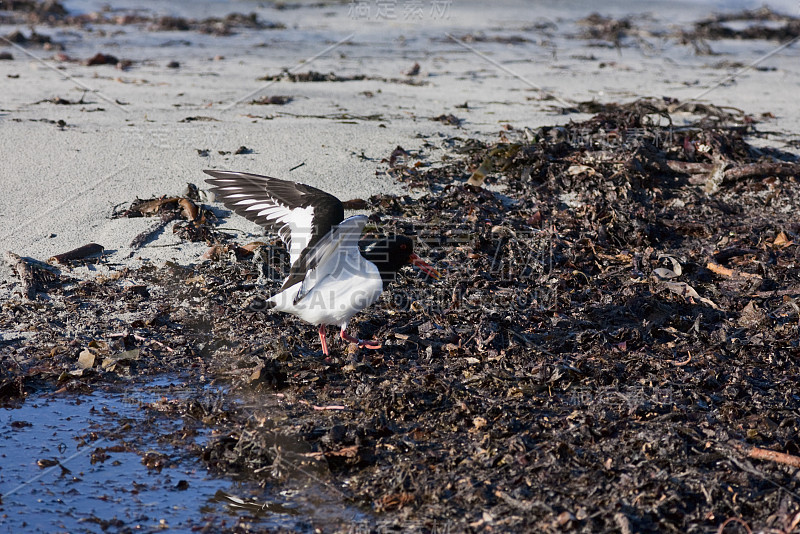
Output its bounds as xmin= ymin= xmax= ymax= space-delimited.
xmin=204 ymin=170 xmax=439 ymax=355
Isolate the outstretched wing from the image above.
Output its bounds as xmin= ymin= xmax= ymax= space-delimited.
xmin=203 ymin=170 xmax=344 ymax=266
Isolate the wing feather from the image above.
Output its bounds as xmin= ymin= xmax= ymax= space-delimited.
xmin=203 ymin=170 xmax=345 ymax=266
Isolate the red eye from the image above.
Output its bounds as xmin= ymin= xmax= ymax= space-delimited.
xmin=400 ymin=244 xmax=407 ymax=250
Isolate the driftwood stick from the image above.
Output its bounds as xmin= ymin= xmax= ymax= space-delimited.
xmin=48 ymin=243 xmax=104 ymax=264
xmin=666 ymin=161 xmax=800 ymax=187
xmin=706 ymin=262 xmax=761 ymax=280
xmin=733 ymin=442 xmax=800 ymax=469
xmin=746 ymin=446 xmax=800 ymax=468
xmin=4 ymin=251 xmax=37 ymax=299
xmin=751 ymin=287 xmax=800 ymax=298
xmin=723 ymin=162 xmax=800 ymax=182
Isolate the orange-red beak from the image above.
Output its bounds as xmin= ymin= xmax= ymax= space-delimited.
xmin=409 ymin=253 xmax=440 ymax=280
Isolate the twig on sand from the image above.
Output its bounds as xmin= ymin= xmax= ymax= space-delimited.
xmin=48 ymin=243 xmax=104 ymax=264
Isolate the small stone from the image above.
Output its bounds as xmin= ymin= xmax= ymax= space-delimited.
xmin=77 ymin=349 xmax=95 ymax=369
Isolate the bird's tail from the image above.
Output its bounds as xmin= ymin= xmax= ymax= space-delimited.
xmin=246 ymin=295 xmax=276 ymax=312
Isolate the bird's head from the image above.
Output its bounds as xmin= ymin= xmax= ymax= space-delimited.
xmin=361 ymin=235 xmax=440 ymax=281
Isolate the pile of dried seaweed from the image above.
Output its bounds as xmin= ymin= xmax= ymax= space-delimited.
xmin=198 ymin=98 xmax=800 ymax=532
xmin=2 ymin=97 xmax=800 ymax=532
xmin=574 ymin=7 xmax=799 ymax=56
xmin=691 ymin=6 xmax=800 ymax=41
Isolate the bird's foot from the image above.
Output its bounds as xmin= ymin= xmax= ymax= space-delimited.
xmin=340 ymin=329 xmax=382 ymax=350
xmin=318 ymin=324 xmax=329 ymax=356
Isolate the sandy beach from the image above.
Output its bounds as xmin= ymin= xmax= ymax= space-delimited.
xmin=2 ymin=0 xmax=800 ymax=532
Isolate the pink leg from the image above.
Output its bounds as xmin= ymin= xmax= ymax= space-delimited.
xmin=318 ymin=324 xmax=329 ymax=356
xmin=340 ymin=328 xmax=382 ymax=350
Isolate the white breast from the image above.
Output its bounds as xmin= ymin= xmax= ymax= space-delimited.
xmin=268 ymin=249 xmax=384 ymax=328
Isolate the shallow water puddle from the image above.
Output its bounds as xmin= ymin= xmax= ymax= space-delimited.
xmin=0 ymin=379 xmax=362 ymax=533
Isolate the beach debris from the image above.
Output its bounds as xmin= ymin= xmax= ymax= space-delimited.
xmin=0 ymin=52 xmax=12 ymax=60
xmin=114 ymin=189 xmax=218 ymax=246
xmin=180 ymin=116 xmax=218 ymax=122
xmin=0 ymin=375 xmax=24 ymax=401
xmin=431 ymin=113 xmax=462 ymax=126
xmin=258 ymin=70 xmax=366 ymax=82
xmin=0 ymin=1 xmax=285 ymax=34
xmin=251 ymin=95 xmax=293 ymax=105
xmin=166 ymin=60 xmax=180 ymax=68
xmin=578 ymin=13 xmax=632 ymax=46
xmin=690 ymin=7 xmax=800 ymax=41
xmin=48 ymin=243 xmax=104 ymax=265
xmin=722 ymin=162 xmax=800 ymax=183
xmin=658 ymin=280 xmax=720 ymax=309
xmin=115 ymin=194 xmax=207 ymax=223
xmin=49 ymin=96 xmax=78 ymax=105
xmin=2 ymin=29 xmax=59 ymax=48
xmin=732 ymin=441 xmax=800 ymax=469
xmin=201 ymin=241 xmax=267 ymax=261
xmin=450 ymin=32 xmax=531 ymax=44
xmin=77 ymin=349 xmax=95 ymax=369
xmin=141 ymin=451 xmax=168 ymax=471
xmin=117 ymin=196 xmax=182 ymax=218
xmin=388 ymin=146 xmax=409 ymax=168
xmin=76 ymin=340 xmax=111 ymax=370
xmin=341 ymin=199 xmax=369 ymax=210
xmin=85 ymin=52 xmax=118 ymax=66
xmin=467 ymin=156 xmax=493 ymax=187
xmin=4 ymin=251 xmax=62 ymax=299
xmin=404 ymin=62 xmax=420 ymax=76
xmin=466 ymin=143 xmax=520 ymax=187
xmin=257 ymin=70 xmax=428 ymax=86
xmin=101 ymin=349 xmax=141 ymax=372
xmin=149 ymin=12 xmax=280 ymax=33
xmin=123 ymin=284 xmax=149 ymax=298
xmin=183 ymin=183 xmax=201 ymax=202
xmin=706 ymin=261 xmax=762 ymax=280
xmin=201 ymin=244 xmax=229 ymax=261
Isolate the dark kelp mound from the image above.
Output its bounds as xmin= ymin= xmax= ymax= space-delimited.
xmin=199 ymin=98 xmax=800 ymax=532
xmin=2 ymin=98 xmax=800 ymax=532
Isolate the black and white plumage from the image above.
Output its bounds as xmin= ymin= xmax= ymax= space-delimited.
xmin=204 ymin=170 xmax=439 ymax=355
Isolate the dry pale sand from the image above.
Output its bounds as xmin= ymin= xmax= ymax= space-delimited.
xmin=1 ymin=0 xmax=798 ymax=292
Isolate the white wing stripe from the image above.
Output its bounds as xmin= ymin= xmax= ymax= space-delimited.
xmin=215 ymin=186 xmax=317 ymax=267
